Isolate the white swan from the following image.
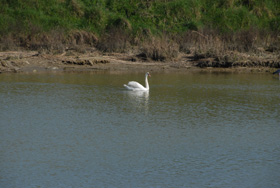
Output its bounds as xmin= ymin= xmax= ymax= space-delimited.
xmin=124 ymin=72 xmax=151 ymax=91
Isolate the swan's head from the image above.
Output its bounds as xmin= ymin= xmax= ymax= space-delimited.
xmin=146 ymin=72 xmax=151 ymax=77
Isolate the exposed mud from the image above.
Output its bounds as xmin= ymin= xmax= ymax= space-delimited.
xmin=0 ymin=49 xmax=279 ymax=74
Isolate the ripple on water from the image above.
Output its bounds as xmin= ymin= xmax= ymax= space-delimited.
xmin=0 ymin=73 xmax=279 ymax=188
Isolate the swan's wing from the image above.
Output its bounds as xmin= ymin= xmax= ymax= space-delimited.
xmin=123 ymin=84 xmax=134 ymax=90
xmin=127 ymin=81 xmax=145 ymax=89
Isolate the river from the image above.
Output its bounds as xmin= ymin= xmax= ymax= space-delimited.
xmin=0 ymin=72 xmax=279 ymax=188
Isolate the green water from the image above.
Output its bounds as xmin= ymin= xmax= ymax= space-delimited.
xmin=0 ymin=72 xmax=279 ymax=188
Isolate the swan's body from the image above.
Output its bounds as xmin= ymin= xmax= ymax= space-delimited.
xmin=124 ymin=72 xmax=151 ymax=91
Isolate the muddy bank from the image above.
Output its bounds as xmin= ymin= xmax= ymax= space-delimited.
xmin=0 ymin=49 xmax=279 ymax=74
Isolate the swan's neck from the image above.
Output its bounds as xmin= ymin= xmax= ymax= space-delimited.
xmin=145 ymin=74 xmax=149 ymax=90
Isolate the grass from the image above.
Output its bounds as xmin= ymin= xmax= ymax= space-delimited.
xmin=1 ymin=0 xmax=279 ymax=35
xmin=0 ymin=0 xmax=279 ymax=62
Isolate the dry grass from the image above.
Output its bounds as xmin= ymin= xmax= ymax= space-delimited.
xmin=139 ymin=36 xmax=179 ymax=61
xmin=96 ymin=28 xmax=131 ymax=53
xmin=0 ymin=26 xmax=279 ymax=66
xmin=68 ymin=30 xmax=98 ymax=46
xmin=177 ymin=28 xmax=280 ymax=63
xmin=0 ymin=34 xmax=17 ymax=51
xmin=0 ymin=28 xmax=98 ymax=54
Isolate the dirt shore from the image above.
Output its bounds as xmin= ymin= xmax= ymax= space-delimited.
xmin=0 ymin=49 xmax=279 ymax=74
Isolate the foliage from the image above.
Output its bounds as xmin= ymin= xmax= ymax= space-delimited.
xmin=0 ymin=0 xmax=279 ymax=36
xmin=0 ymin=0 xmax=279 ymax=58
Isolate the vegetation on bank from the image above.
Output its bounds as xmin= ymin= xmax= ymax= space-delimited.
xmin=0 ymin=0 xmax=279 ymax=63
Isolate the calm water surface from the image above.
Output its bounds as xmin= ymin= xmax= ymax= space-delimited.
xmin=0 ymin=72 xmax=279 ymax=188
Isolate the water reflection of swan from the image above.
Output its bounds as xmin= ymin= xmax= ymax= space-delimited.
xmin=124 ymin=72 xmax=151 ymax=91
xmin=125 ymin=90 xmax=150 ymax=113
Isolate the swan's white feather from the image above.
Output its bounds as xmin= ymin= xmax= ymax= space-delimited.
xmin=124 ymin=81 xmax=146 ymax=91
xmin=123 ymin=72 xmax=150 ymax=91
xmin=127 ymin=81 xmax=145 ymax=89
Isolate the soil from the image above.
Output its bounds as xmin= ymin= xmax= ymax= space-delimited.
xmin=0 ymin=48 xmax=279 ymax=74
